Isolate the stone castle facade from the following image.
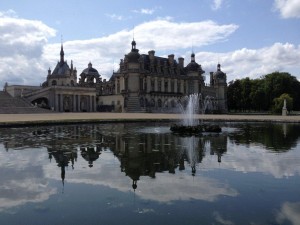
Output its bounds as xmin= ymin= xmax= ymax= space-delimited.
xmin=5 ymin=40 xmax=227 ymax=113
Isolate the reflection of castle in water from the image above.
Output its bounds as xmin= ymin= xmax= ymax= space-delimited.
xmin=80 ymin=146 xmax=102 ymax=168
xmin=2 ymin=123 xmax=298 ymax=191
xmin=48 ymin=147 xmax=77 ymax=188
xmin=23 ymin=124 xmax=228 ymax=191
xmin=100 ymin=124 xmax=228 ymax=190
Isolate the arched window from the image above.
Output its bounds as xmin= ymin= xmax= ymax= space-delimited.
xmin=51 ymin=80 xmax=57 ymax=86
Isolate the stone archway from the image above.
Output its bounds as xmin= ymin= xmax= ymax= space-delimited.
xmin=32 ymin=97 xmax=50 ymax=109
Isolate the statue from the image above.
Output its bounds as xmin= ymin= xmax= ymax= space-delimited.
xmin=282 ymin=98 xmax=287 ymax=116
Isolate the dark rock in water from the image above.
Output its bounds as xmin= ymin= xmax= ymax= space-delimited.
xmin=203 ymin=124 xmax=222 ymax=133
xmin=170 ymin=124 xmax=221 ymax=135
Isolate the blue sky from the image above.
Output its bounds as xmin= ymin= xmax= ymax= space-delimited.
xmin=0 ymin=0 xmax=299 ymax=87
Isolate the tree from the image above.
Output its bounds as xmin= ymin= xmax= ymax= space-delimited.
xmin=272 ymin=93 xmax=293 ymax=114
xmin=264 ymin=72 xmax=300 ymax=110
xmin=227 ymin=79 xmax=242 ymax=111
xmin=227 ymin=72 xmax=300 ymax=113
xmin=240 ymin=77 xmax=252 ymax=111
xmin=250 ymin=79 xmax=266 ymax=111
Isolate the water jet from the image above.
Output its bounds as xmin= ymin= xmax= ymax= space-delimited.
xmin=170 ymin=94 xmax=221 ymax=135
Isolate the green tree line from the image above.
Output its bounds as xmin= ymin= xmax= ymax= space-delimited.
xmin=227 ymin=72 xmax=300 ymax=113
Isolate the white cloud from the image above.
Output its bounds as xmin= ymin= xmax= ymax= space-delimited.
xmin=0 ymin=9 xmax=18 ymax=18
xmin=0 ymin=15 xmax=56 ymax=58
xmin=155 ymin=16 xmax=173 ymax=21
xmin=0 ymin=14 xmax=239 ymax=87
xmin=196 ymin=42 xmax=300 ymax=82
xmin=42 ymin=19 xmax=238 ymax=82
xmin=132 ymin=6 xmax=162 ymax=15
xmin=105 ymin=13 xmax=125 ymax=21
xmin=211 ymin=0 xmax=224 ymax=11
xmin=1 ymin=11 xmax=299 ymax=89
xmin=0 ymin=10 xmax=56 ymax=86
xmin=132 ymin=8 xmax=155 ymax=15
xmin=274 ymin=0 xmax=300 ymax=18
xmin=134 ymin=20 xmax=238 ymax=51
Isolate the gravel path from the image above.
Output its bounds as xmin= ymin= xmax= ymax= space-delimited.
xmin=0 ymin=113 xmax=300 ymax=127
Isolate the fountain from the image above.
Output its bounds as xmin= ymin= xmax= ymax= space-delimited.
xmin=170 ymin=93 xmax=221 ymax=135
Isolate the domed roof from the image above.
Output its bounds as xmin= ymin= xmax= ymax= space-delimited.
xmin=82 ymin=62 xmax=100 ymax=76
xmin=126 ymin=39 xmax=140 ymax=63
xmin=214 ymin=63 xmax=226 ymax=79
xmin=185 ymin=52 xmax=204 ymax=73
xmin=186 ymin=61 xmax=200 ymax=72
xmin=127 ymin=49 xmax=140 ymax=63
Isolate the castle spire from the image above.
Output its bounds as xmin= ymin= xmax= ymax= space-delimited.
xmin=191 ymin=43 xmax=195 ymax=62
xmin=191 ymin=52 xmax=195 ymax=62
xmin=131 ymin=27 xmax=137 ymax=50
xmin=131 ymin=38 xmax=136 ymax=50
xmin=60 ymin=44 xmax=65 ymax=64
xmin=60 ymin=36 xmax=64 ymax=64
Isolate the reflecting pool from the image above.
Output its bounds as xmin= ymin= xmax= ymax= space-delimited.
xmin=0 ymin=122 xmax=300 ymax=225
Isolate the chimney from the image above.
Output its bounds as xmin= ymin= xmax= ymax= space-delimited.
xmin=210 ymin=72 xmax=214 ymax=86
xmin=178 ymin=57 xmax=184 ymax=68
xmin=168 ymin=54 xmax=174 ymax=65
xmin=148 ymin=50 xmax=155 ymax=60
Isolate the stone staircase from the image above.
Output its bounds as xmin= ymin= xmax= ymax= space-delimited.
xmin=0 ymin=91 xmax=53 ymax=114
xmin=126 ymin=95 xmax=146 ymax=113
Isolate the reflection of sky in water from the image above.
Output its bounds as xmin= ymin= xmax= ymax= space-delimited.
xmin=0 ymin=122 xmax=299 ymax=225
xmin=0 ymin=146 xmax=57 ymax=212
xmin=277 ymin=202 xmax=300 ymax=225
xmin=206 ymin=142 xmax=300 ymax=178
xmin=136 ymin=126 xmax=171 ymax=134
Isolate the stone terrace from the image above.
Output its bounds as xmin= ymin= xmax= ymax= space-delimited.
xmin=0 ymin=89 xmax=300 ymax=126
xmin=0 ymin=91 xmax=52 ymax=114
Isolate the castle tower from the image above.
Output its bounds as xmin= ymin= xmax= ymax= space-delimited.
xmin=213 ymin=63 xmax=227 ymax=113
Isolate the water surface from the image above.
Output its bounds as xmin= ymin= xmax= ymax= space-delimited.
xmin=0 ymin=122 xmax=299 ymax=225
